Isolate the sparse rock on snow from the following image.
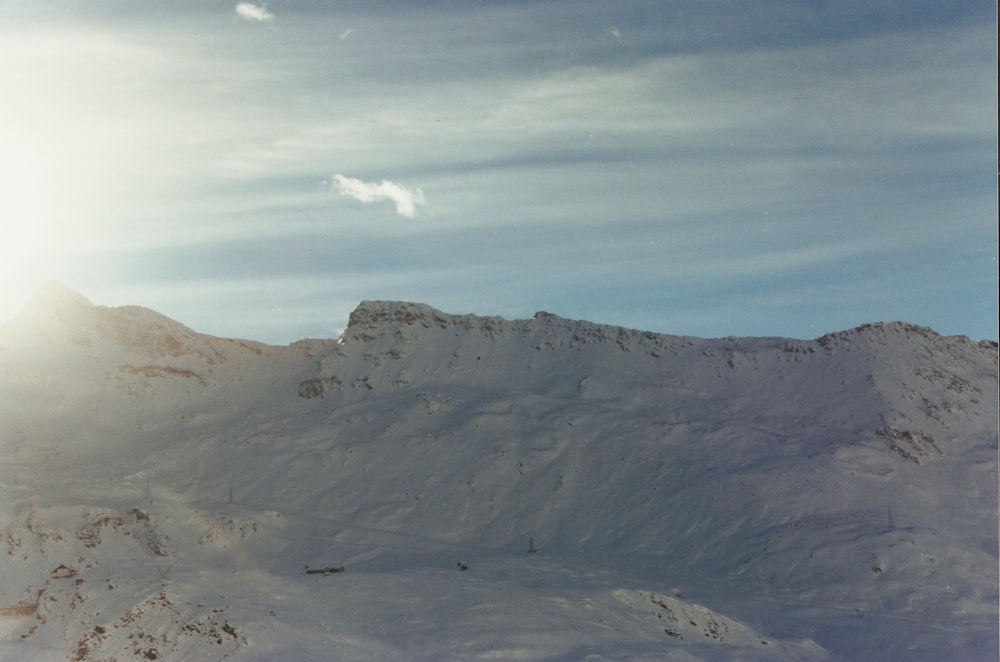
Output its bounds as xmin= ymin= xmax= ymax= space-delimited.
xmin=0 ymin=286 xmax=996 ymax=661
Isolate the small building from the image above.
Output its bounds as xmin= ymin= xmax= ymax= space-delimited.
xmin=50 ymin=565 xmax=77 ymax=579
xmin=305 ymin=566 xmax=345 ymax=576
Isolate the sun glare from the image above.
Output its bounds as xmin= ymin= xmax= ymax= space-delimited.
xmin=1 ymin=27 xmax=179 ymax=325
xmin=0 ymin=131 xmax=74 ymax=324
xmin=0 ymin=32 xmax=106 ymax=325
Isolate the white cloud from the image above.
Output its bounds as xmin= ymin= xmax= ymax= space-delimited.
xmin=332 ymin=174 xmax=426 ymax=218
xmin=235 ymin=3 xmax=273 ymax=22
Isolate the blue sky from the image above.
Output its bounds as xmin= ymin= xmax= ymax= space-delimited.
xmin=1 ymin=1 xmax=996 ymax=343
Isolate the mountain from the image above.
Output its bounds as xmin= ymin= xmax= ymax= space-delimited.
xmin=0 ymin=284 xmax=996 ymax=661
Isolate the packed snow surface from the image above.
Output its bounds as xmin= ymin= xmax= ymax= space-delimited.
xmin=1 ymin=283 xmax=997 ymax=660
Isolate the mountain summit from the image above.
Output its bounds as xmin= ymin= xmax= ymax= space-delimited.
xmin=22 ymin=279 xmax=94 ymax=311
xmin=0 ymin=291 xmax=996 ymax=660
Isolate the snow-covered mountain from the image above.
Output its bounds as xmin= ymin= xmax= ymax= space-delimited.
xmin=1 ymin=283 xmax=996 ymax=661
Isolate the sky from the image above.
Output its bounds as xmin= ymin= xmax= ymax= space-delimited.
xmin=0 ymin=1 xmax=996 ymax=344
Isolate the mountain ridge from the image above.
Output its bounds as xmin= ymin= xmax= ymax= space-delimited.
xmin=7 ymin=282 xmax=999 ymax=349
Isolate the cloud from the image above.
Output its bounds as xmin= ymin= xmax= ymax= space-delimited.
xmin=235 ymin=3 xmax=273 ymax=22
xmin=332 ymin=174 xmax=426 ymax=218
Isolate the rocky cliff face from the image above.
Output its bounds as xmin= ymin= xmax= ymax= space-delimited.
xmin=313 ymin=301 xmax=998 ymax=448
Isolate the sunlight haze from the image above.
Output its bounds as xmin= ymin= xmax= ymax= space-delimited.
xmin=0 ymin=1 xmax=996 ymax=342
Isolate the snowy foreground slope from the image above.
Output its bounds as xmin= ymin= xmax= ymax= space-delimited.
xmin=0 ymin=283 xmax=996 ymax=661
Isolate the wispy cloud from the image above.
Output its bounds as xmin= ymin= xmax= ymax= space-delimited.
xmin=332 ymin=174 xmax=426 ymax=218
xmin=235 ymin=3 xmax=273 ymax=22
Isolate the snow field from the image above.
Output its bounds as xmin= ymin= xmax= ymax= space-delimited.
xmin=0 ymin=287 xmax=996 ymax=660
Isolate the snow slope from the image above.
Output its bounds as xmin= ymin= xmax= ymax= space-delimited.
xmin=0 ymin=283 xmax=996 ymax=661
